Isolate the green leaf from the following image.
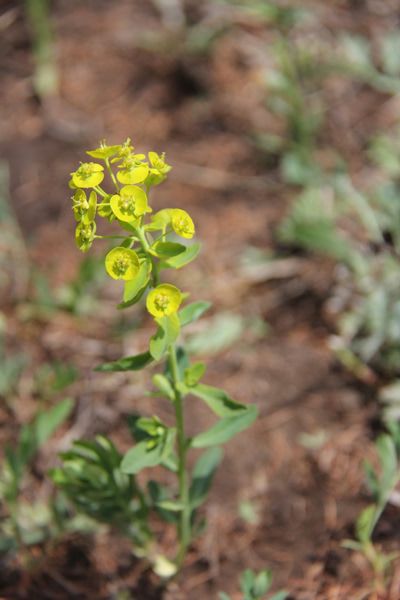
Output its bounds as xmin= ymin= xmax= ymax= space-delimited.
xmin=270 ymin=591 xmax=289 ymax=600
xmin=252 ymin=570 xmax=272 ymax=596
xmin=218 ymin=593 xmax=231 ymax=600
xmin=190 ymin=383 xmax=247 ymax=417
xmin=342 ymin=539 xmax=363 ymax=552
xmin=161 ymin=242 xmax=200 ymax=269
xmin=155 ymin=500 xmax=184 ymax=512
xmin=376 ymin=434 xmax=398 ymax=501
xmin=189 ymin=447 xmax=223 ymax=509
xmin=191 ymin=405 xmax=258 ymax=448
xmin=240 ymin=568 xmax=256 ymax=596
xmin=35 ymin=398 xmax=74 ymax=447
xmin=179 ymin=301 xmax=211 ymax=327
xmin=381 ymin=31 xmax=400 ymax=76
xmin=176 ymin=346 xmax=190 ymax=379
xmin=153 ymin=374 xmax=175 ymax=401
xmin=364 ymin=460 xmax=379 ymax=500
xmin=150 ymin=314 xmax=180 ymax=361
xmin=148 ymin=480 xmax=179 ymax=523
xmin=120 ymin=259 xmax=151 ymax=307
xmin=356 ymin=504 xmax=377 ymax=543
xmin=151 ymin=241 xmax=186 ymax=258
xmin=121 ymin=429 xmax=175 ymax=474
xmin=95 ymin=351 xmax=153 ymax=372
xmin=184 ymin=362 xmax=206 ymax=387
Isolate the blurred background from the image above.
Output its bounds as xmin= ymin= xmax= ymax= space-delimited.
xmin=2 ymin=1 xmax=400 ymax=598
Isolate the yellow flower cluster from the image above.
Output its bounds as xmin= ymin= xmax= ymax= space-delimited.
xmin=69 ymin=139 xmax=197 ymax=321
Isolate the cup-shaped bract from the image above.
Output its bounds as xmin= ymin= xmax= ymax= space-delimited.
xmin=72 ymin=189 xmax=89 ymax=221
xmin=146 ymin=284 xmax=183 ymax=318
xmin=86 ymin=141 xmax=121 ymax=160
xmin=170 ymin=209 xmax=195 ymax=239
xmin=75 ymin=221 xmax=96 ymax=252
xmin=72 ymin=162 xmax=104 ymax=188
xmin=117 ymin=157 xmax=149 ymax=185
xmin=148 ymin=152 xmax=171 ymax=175
xmin=145 ymin=152 xmax=172 ymax=187
xmin=105 ymin=247 xmax=140 ymax=280
xmin=110 ymin=185 xmax=150 ymax=222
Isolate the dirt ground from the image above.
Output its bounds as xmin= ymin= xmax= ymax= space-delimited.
xmin=1 ymin=1 xmax=400 ymax=598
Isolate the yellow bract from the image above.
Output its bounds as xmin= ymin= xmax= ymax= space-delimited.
xmin=149 ymin=151 xmax=171 ymax=174
xmin=110 ymin=185 xmax=150 ymax=222
xmin=72 ymin=162 xmax=104 ymax=188
xmin=72 ymin=189 xmax=97 ymax=224
xmin=146 ymin=152 xmax=172 ymax=187
xmin=170 ymin=209 xmax=195 ymax=239
xmin=75 ymin=221 xmax=96 ymax=252
xmin=117 ymin=157 xmax=149 ymax=185
xmin=72 ymin=189 xmax=88 ymax=221
xmin=146 ymin=284 xmax=182 ymax=318
xmin=105 ymin=247 xmax=140 ymax=280
xmin=86 ymin=141 xmax=121 ymax=160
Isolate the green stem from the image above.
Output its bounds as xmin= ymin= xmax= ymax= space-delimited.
xmin=105 ymin=158 xmax=120 ymax=192
xmin=135 ymin=226 xmax=160 ymax=286
xmin=94 ymin=185 xmax=108 ymax=198
xmin=94 ymin=234 xmax=133 ymax=240
xmin=169 ymin=343 xmax=191 ymax=568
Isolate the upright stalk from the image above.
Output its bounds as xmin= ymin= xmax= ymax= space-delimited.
xmin=136 ymin=222 xmax=189 ymax=561
xmin=168 ymin=343 xmax=191 ymax=567
xmin=105 ymin=157 xmax=120 ymax=192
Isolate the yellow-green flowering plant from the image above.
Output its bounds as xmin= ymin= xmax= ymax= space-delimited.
xmin=51 ymin=139 xmax=258 ymax=575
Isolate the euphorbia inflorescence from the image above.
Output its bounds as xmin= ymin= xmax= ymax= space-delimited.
xmin=54 ymin=139 xmax=258 ymax=575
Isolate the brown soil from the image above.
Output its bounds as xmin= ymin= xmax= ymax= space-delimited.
xmin=1 ymin=1 xmax=400 ymax=599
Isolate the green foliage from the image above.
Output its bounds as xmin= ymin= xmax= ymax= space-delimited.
xmin=25 ymin=0 xmax=58 ymax=98
xmin=280 ymin=155 xmax=400 ymax=376
xmin=50 ymin=435 xmax=150 ymax=546
xmin=219 ymin=567 xmax=288 ymax=600
xmin=189 ymin=447 xmax=223 ymax=509
xmin=343 ymin=425 xmax=400 ymax=584
xmin=192 ymin=405 xmax=258 ymax=448
xmin=95 ymin=351 xmax=153 ymax=372
xmin=0 ymin=343 xmax=26 ymax=400
xmin=178 ymin=300 xmax=212 ymax=327
xmin=121 ymin=418 xmax=176 ymax=475
xmin=339 ymin=33 xmax=400 ymax=94
xmin=0 ymin=398 xmax=73 ymax=555
xmin=53 ymin=139 xmax=258 ymax=574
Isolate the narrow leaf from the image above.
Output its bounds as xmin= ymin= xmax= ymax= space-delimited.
xmin=184 ymin=362 xmax=206 ymax=387
xmin=121 ymin=440 xmax=164 ymax=474
xmin=162 ymin=242 xmax=200 ymax=269
xmin=189 ymin=446 xmax=223 ymax=508
xmin=35 ymin=398 xmax=74 ymax=447
xmin=121 ymin=429 xmax=175 ymax=475
xmin=191 ymin=405 xmax=258 ymax=448
xmin=356 ymin=504 xmax=377 ymax=543
xmin=95 ymin=351 xmax=153 ymax=372
xmin=150 ymin=314 xmax=180 ymax=361
xmin=120 ymin=259 xmax=151 ymax=306
xmin=376 ymin=434 xmax=398 ymax=500
xmin=153 ymin=374 xmax=175 ymax=401
xmin=151 ymin=241 xmax=186 ymax=258
xmin=270 ymin=592 xmax=289 ymax=600
xmin=190 ymin=383 xmax=247 ymax=417
xmin=156 ymin=500 xmax=184 ymax=512
xmin=179 ymin=301 xmax=212 ymax=327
